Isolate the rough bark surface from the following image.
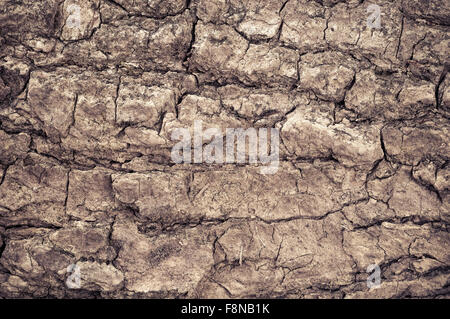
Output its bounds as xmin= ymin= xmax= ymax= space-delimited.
xmin=0 ymin=0 xmax=449 ymax=298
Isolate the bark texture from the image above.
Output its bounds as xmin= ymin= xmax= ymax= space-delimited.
xmin=0 ymin=0 xmax=449 ymax=298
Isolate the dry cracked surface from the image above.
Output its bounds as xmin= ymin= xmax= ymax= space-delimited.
xmin=0 ymin=0 xmax=449 ymax=299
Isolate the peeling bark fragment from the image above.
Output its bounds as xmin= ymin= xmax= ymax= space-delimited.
xmin=60 ymin=0 xmax=101 ymax=41
xmin=0 ymin=154 xmax=68 ymax=226
xmin=112 ymin=0 xmax=188 ymax=18
xmin=402 ymin=0 xmax=450 ymax=26
xmin=381 ymin=119 xmax=449 ymax=165
xmin=299 ymin=51 xmax=356 ymax=102
xmin=189 ymin=22 xmax=298 ymax=86
xmin=196 ymin=0 xmax=284 ymax=40
xmin=344 ymin=69 xmax=436 ymax=121
xmin=116 ymin=78 xmax=176 ymax=127
xmin=282 ymin=105 xmax=383 ymax=168
xmin=280 ymin=0 xmax=327 ymax=53
xmin=112 ymin=216 xmax=214 ymax=293
xmin=66 ymin=168 xmax=116 ymax=221
xmin=0 ymin=131 xmax=30 ymax=165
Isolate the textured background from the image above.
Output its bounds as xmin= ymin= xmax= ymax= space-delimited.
xmin=0 ymin=0 xmax=449 ymax=298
